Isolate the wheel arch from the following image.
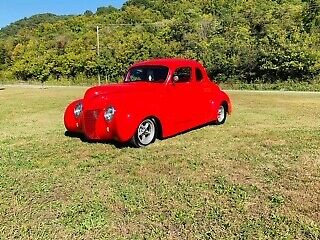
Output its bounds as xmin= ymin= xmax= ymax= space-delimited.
xmin=148 ymin=115 xmax=163 ymax=140
xmin=221 ymin=100 xmax=229 ymax=113
xmin=219 ymin=91 xmax=232 ymax=115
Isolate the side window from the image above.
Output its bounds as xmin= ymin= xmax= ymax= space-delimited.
xmin=196 ymin=68 xmax=203 ymax=81
xmin=173 ymin=67 xmax=191 ymax=83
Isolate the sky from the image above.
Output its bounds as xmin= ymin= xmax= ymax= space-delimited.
xmin=0 ymin=0 xmax=126 ymax=29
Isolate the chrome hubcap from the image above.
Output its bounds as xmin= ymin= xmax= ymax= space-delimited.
xmin=217 ymin=106 xmax=225 ymax=122
xmin=138 ymin=119 xmax=155 ymax=145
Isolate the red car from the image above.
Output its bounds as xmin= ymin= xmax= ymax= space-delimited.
xmin=64 ymin=58 xmax=232 ymax=147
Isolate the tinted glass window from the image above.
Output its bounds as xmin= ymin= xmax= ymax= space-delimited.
xmin=173 ymin=67 xmax=191 ymax=83
xmin=126 ymin=66 xmax=169 ymax=82
xmin=196 ymin=68 xmax=203 ymax=81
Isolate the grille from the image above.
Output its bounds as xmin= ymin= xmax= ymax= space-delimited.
xmin=83 ymin=110 xmax=100 ymax=139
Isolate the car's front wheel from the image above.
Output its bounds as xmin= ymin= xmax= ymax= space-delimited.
xmin=130 ymin=118 xmax=157 ymax=147
xmin=215 ymin=104 xmax=227 ymax=125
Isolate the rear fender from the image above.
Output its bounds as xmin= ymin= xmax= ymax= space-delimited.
xmin=220 ymin=91 xmax=232 ymax=115
xmin=209 ymin=91 xmax=232 ymax=121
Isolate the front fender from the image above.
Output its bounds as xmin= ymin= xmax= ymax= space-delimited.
xmin=113 ymin=104 xmax=164 ymax=143
xmin=64 ymin=99 xmax=83 ymax=133
xmin=112 ymin=110 xmax=147 ymax=143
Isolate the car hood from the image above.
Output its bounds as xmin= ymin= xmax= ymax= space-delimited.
xmin=83 ymin=82 xmax=164 ymax=109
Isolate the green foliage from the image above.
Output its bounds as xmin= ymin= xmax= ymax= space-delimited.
xmin=96 ymin=6 xmax=118 ymax=15
xmin=0 ymin=0 xmax=320 ymax=84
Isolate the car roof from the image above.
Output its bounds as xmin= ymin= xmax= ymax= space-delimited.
xmin=131 ymin=58 xmax=203 ymax=68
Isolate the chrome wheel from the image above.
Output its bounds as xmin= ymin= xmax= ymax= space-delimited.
xmin=138 ymin=119 xmax=155 ymax=145
xmin=217 ymin=105 xmax=225 ymax=123
xmin=215 ymin=104 xmax=227 ymax=125
xmin=131 ymin=118 xmax=157 ymax=147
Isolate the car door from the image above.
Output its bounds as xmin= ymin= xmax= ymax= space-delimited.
xmin=167 ymin=66 xmax=199 ymax=132
xmin=192 ymin=67 xmax=213 ymax=124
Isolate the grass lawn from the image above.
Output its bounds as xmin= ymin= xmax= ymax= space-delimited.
xmin=0 ymin=86 xmax=319 ymax=239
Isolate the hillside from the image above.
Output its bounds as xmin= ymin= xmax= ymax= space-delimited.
xmin=0 ymin=0 xmax=319 ymax=84
xmin=0 ymin=13 xmax=70 ymax=38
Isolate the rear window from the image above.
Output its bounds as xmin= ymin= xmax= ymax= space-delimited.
xmin=196 ymin=68 xmax=203 ymax=81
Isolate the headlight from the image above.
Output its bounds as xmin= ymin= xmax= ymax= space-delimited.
xmin=74 ymin=102 xmax=83 ymax=118
xmin=104 ymin=106 xmax=116 ymax=122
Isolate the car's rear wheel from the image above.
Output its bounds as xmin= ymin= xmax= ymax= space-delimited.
xmin=130 ymin=118 xmax=157 ymax=147
xmin=215 ymin=104 xmax=227 ymax=125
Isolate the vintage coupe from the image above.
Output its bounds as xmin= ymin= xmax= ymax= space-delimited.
xmin=64 ymin=58 xmax=232 ymax=147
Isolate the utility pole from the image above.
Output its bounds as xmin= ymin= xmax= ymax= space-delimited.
xmin=96 ymin=26 xmax=101 ymax=85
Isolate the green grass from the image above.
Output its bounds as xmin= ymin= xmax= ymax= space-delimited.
xmin=0 ymin=86 xmax=319 ymax=239
xmin=219 ymin=80 xmax=320 ymax=92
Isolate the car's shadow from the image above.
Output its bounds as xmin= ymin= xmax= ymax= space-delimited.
xmin=64 ymin=121 xmax=218 ymax=148
xmin=64 ymin=131 xmax=128 ymax=149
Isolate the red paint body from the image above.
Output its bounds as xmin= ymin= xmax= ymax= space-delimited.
xmin=64 ymin=59 xmax=232 ymax=143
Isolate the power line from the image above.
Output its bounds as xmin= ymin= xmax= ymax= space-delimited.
xmin=97 ymin=22 xmax=168 ymax=27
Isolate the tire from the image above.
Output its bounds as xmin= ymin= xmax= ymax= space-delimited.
xmin=215 ymin=104 xmax=227 ymax=125
xmin=130 ymin=118 xmax=157 ymax=147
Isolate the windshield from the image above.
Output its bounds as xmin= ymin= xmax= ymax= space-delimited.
xmin=125 ymin=66 xmax=169 ymax=83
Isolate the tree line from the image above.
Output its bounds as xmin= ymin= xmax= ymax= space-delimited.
xmin=0 ymin=0 xmax=319 ymax=84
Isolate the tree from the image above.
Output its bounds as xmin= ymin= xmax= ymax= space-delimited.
xmin=96 ymin=6 xmax=118 ymax=15
xmin=84 ymin=10 xmax=94 ymax=16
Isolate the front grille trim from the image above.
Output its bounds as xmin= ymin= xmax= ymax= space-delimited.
xmin=83 ymin=110 xmax=101 ymax=139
